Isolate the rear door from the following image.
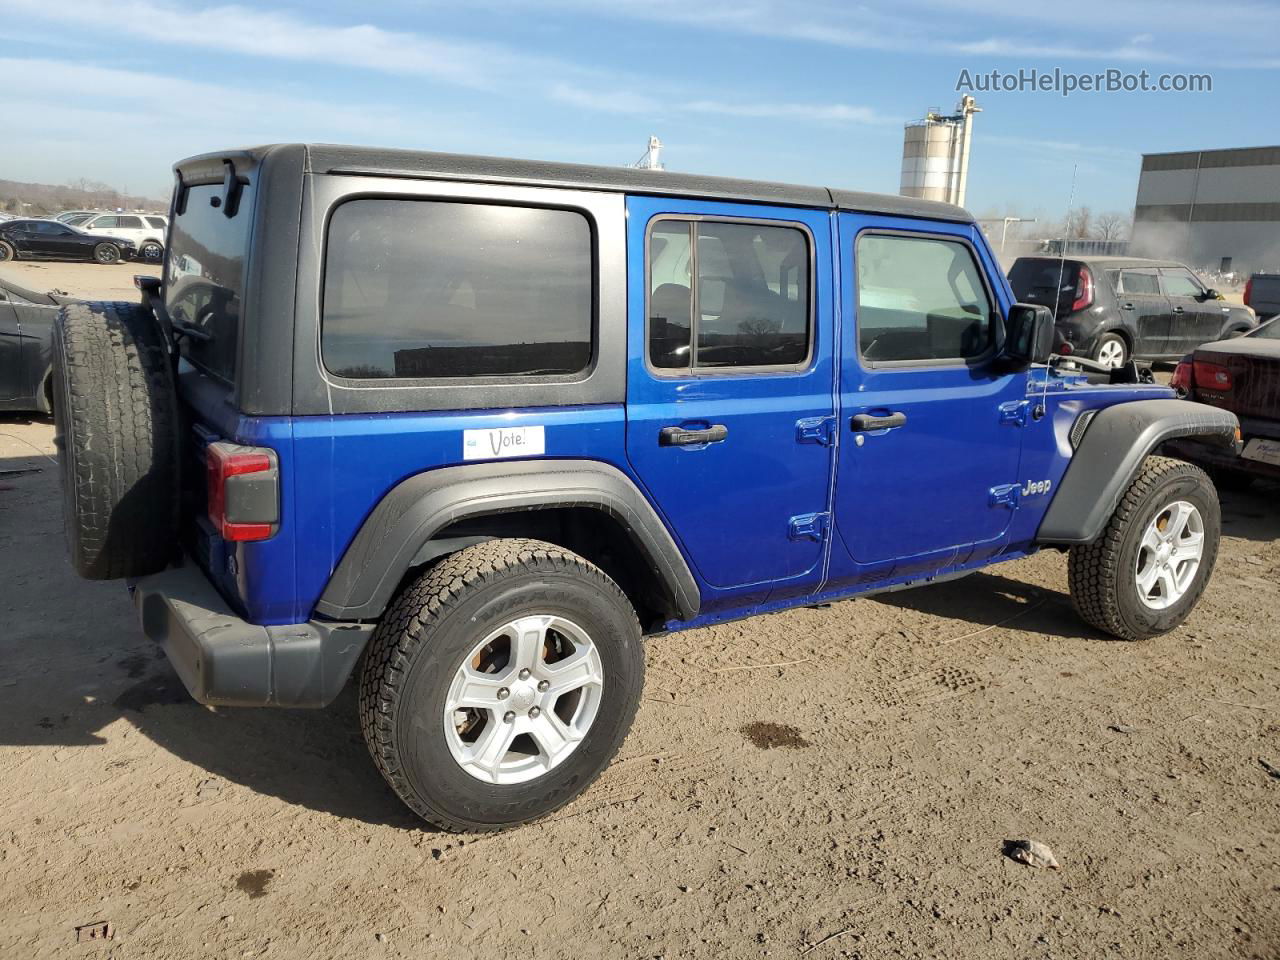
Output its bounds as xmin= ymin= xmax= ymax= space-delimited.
xmin=624 ymin=196 xmax=835 ymax=610
xmin=827 ymin=216 xmax=1027 ymax=586
xmin=1116 ymin=268 xmax=1170 ymax=356
xmin=0 ymin=291 xmax=20 ymax=400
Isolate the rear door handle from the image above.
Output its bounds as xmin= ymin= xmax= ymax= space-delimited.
xmin=1172 ymin=306 xmax=1184 ymax=314
xmin=659 ymin=424 xmax=728 ymax=446
xmin=851 ymin=412 xmax=907 ymax=432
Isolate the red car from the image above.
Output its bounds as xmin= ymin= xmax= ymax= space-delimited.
xmin=1169 ymin=317 xmax=1280 ymax=486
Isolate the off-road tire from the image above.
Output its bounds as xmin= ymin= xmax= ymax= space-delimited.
xmin=0 ymin=240 xmax=14 ymax=262
xmin=359 ymin=539 xmax=644 ymax=832
xmin=1068 ymin=456 xmax=1219 ymax=641
xmin=53 ymin=301 xmax=179 ymax=579
xmin=92 ymin=242 xmax=121 ymax=264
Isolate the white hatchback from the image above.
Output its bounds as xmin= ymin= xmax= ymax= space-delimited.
xmin=78 ymin=213 xmax=169 ymax=262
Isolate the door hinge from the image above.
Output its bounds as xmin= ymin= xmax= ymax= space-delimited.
xmin=796 ymin=415 xmax=837 ymax=446
xmin=999 ymin=400 xmax=1031 ymax=427
xmin=788 ymin=511 xmax=829 ymax=542
xmin=989 ymin=483 xmax=1021 ymax=509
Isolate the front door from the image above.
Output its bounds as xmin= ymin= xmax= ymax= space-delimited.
xmin=0 ymin=296 xmax=21 ymax=400
xmin=827 ymin=216 xmax=1027 ymax=587
xmin=1115 ymin=268 xmax=1170 ymax=357
xmin=1161 ymin=266 xmax=1219 ymax=352
xmin=624 ymin=196 xmax=835 ymax=610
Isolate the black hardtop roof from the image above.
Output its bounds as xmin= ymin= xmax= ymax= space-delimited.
xmin=176 ymin=142 xmax=976 ymax=224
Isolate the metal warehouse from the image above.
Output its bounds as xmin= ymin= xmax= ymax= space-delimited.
xmin=1131 ymin=145 xmax=1280 ymax=275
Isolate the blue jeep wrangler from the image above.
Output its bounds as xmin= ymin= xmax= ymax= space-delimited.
xmin=52 ymin=144 xmax=1241 ymax=831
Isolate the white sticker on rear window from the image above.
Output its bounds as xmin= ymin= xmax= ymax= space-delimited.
xmin=463 ymin=426 xmax=545 ymax=461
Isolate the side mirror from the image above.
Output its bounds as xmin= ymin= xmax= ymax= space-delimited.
xmin=1202 ymin=288 xmax=1221 ymax=301
xmin=1003 ymin=303 xmax=1056 ymax=369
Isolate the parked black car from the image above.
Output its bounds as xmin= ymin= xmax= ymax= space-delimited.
xmin=1244 ymin=273 xmax=1280 ymax=322
xmin=0 ymin=278 xmax=75 ymax=414
xmin=1008 ymin=256 xmax=1257 ymax=368
xmin=1167 ymin=317 xmax=1280 ymax=486
xmin=0 ymin=219 xmax=136 ymax=264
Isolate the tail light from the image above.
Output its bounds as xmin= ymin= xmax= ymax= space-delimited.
xmin=1170 ymin=358 xmax=1194 ymax=395
xmin=206 ymin=441 xmax=279 ymax=542
xmin=1058 ymin=341 xmax=1074 ymax=356
xmin=1243 ymin=277 xmax=1253 ymax=307
xmin=1071 ymin=265 xmax=1094 ymax=312
xmin=1192 ymin=359 xmax=1233 ymax=392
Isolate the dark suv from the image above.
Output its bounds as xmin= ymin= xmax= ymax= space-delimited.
xmin=52 ymin=144 xmax=1240 ymax=831
xmin=1008 ymin=256 xmax=1257 ymax=368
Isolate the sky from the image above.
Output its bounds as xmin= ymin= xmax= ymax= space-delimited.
xmin=2 ymin=0 xmax=1277 ymax=226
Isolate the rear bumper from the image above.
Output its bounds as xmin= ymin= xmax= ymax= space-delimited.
xmin=1165 ymin=435 xmax=1280 ymax=480
xmin=131 ymin=565 xmax=373 ymax=708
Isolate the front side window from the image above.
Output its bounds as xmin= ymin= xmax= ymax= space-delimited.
xmin=647 ymin=218 xmax=810 ymax=372
xmin=1161 ymin=269 xmax=1204 ymax=298
xmin=322 ymin=199 xmax=593 ymax=380
xmin=857 ymin=233 xmax=995 ymax=363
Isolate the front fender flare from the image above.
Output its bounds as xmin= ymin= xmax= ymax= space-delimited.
xmin=1036 ymin=398 xmax=1239 ymax=545
xmin=314 ymin=459 xmax=700 ymax=622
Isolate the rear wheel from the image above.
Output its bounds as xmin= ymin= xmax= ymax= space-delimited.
xmin=1094 ymin=332 xmax=1128 ymax=369
xmin=140 ymin=241 xmax=164 ymax=262
xmin=1068 ymin=456 xmax=1219 ymax=641
xmin=0 ymin=240 xmax=14 ymax=262
xmin=92 ymin=242 xmax=121 ymax=264
xmin=359 ymin=539 xmax=644 ymax=832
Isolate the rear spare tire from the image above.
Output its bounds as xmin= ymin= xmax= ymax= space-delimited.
xmin=53 ymin=301 xmax=179 ymax=580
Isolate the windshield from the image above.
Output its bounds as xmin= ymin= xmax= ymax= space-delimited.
xmin=164 ymin=180 xmax=255 ymax=383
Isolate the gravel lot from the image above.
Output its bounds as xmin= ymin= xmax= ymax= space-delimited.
xmin=0 ymin=262 xmax=1276 ymax=959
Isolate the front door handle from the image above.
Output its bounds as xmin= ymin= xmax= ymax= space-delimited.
xmin=659 ymin=424 xmax=728 ymax=446
xmin=1172 ymin=306 xmax=1184 ymax=314
xmin=851 ymin=412 xmax=907 ymax=432
xmin=1120 ymin=302 xmax=1135 ymax=311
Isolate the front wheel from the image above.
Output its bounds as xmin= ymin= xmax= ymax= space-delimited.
xmin=359 ymin=539 xmax=644 ymax=832
xmin=1068 ymin=456 xmax=1220 ymax=641
xmin=92 ymin=242 xmax=121 ymax=264
xmin=0 ymin=240 xmax=15 ymax=262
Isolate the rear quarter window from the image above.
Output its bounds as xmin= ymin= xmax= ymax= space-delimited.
xmin=321 ymin=198 xmax=594 ymax=380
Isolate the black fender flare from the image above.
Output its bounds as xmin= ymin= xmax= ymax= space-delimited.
xmin=1036 ymin=398 xmax=1240 ymax=545
xmin=314 ymin=459 xmax=700 ymax=622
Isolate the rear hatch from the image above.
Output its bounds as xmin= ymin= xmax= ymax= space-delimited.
xmin=163 ymin=168 xmax=258 ymax=605
xmin=1008 ymin=257 xmax=1083 ymax=317
xmin=1193 ymin=323 xmax=1280 ymax=422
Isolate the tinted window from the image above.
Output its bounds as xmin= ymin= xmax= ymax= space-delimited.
xmin=146 ymin=216 xmax=167 ymax=229
xmin=65 ymin=214 xmax=91 ymax=226
xmin=90 ymin=216 xmax=117 ymax=228
xmin=322 ymin=199 xmax=593 ymax=380
xmin=1120 ymin=270 xmax=1161 ymax=294
xmin=858 ymin=234 xmax=994 ymax=362
xmin=116 ymin=215 xmax=143 ymax=229
xmin=646 ymin=218 xmax=810 ymax=372
xmin=1161 ymin=269 xmax=1203 ymax=298
xmin=165 ymin=181 xmax=255 ymax=383
xmin=1007 ymin=257 xmax=1080 ymax=315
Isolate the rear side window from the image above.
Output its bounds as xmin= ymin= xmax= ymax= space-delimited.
xmin=646 ymin=218 xmax=810 ymax=372
xmin=857 ymin=233 xmax=995 ymax=363
xmin=165 ymin=180 xmax=255 ymax=383
xmin=117 ymin=216 xmax=143 ymax=229
xmin=322 ymin=199 xmax=593 ymax=380
xmin=1119 ymin=269 xmax=1160 ymax=295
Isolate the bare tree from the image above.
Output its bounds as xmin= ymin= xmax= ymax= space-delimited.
xmin=1093 ymin=211 xmax=1131 ymax=242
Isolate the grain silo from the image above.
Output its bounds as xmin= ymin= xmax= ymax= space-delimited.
xmin=899 ymin=95 xmax=981 ymax=207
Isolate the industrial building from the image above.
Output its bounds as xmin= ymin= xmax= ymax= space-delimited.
xmin=899 ymin=96 xmax=980 ymax=206
xmin=1131 ymin=145 xmax=1280 ymax=274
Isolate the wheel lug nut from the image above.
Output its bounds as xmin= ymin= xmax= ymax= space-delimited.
xmin=529 ymin=706 xmax=540 ymax=718
xmin=518 ymin=668 xmax=531 ymax=681
xmin=537 ymin=680 xmax=549 ymax=692
xmin=497 ymin=687 xmax=510 ymax=700
xmin=503 ymin=711 xmax=515 ymax=723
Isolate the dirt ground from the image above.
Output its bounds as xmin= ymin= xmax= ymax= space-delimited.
xmin=0 ymin=262 xmax=1277 ymax=960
